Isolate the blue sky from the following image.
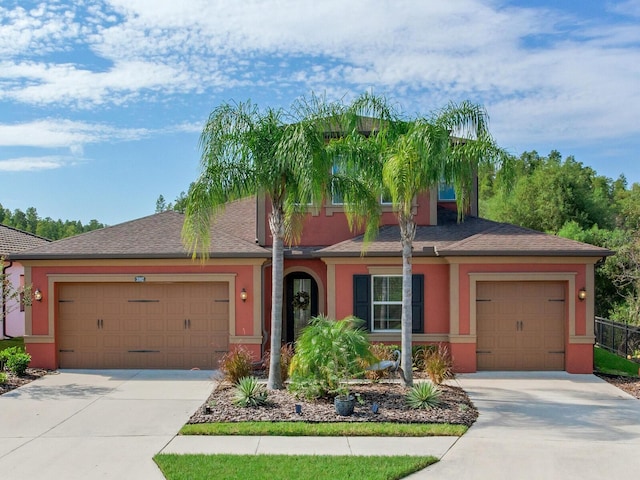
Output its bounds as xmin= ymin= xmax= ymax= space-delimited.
xmin=1 ymin=0 xmax=639 ymax=226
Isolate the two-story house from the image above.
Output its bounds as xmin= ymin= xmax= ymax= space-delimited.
xmin=11 ymin=184 xmax=611 ymax=373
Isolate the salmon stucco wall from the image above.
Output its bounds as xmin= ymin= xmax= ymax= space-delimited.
xmin=333 ymin=261 xmax=449 ymax=334
xmin=450 ymin=343 xmax=476 ymax=373
xmin=262 ymin=192 xmax=433 ymax=247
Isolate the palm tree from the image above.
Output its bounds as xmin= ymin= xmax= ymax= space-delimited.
xmin=337 ymin=95 xmax=505 ymax=386
xmin=182 ymin=98 xmax=345 ymax=390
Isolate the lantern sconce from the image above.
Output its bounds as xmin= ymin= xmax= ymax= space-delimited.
xmin=578 ymin=288 xmax=587 ymax=301
xmin=34 ymin=289 xmax=43 ymax=302
xmin=240 ymin=288 xmax=248 ymax=302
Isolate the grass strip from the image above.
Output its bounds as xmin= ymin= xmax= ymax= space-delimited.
xmin=154 ymin=454 xmax=437 ymax=480
xmin=594 ymin=346 xmax=640 ymax=377
xmin=180 ymin=421 xmax=466 ymax=437
xmin=0 ymin=337 xmax=25 ymax=352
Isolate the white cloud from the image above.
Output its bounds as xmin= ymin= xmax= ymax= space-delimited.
xmin=0 ymin=156 xmax=75 ymax=172
xmin=0 ymin=119 xmax=150 ymax=149
xmin=0 ymin=0 xmax=638 ymax=157
xmin=607 ymin=0 xmax=640 ymax=17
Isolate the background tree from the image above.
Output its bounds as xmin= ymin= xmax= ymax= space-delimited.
xmin=480 ymin=150 xmax=615 ymax=232
xmin=155 ymin=187 xmax=192 ymax=214
xmin=0 ymin=204 xmax=105 ymax=240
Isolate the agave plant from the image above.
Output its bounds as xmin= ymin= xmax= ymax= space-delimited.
xmin=233 ymin=376 xmax=269 ymax=407
xmin=406 ymin=381 xmax=441 ymax=409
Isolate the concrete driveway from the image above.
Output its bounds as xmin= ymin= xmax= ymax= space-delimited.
xmin=0 ymin=370 xmax=214 ymax=480
xmin=409 ymin=372 xmax=640 ymax=479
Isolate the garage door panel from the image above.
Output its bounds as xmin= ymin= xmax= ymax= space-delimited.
xmin=477 ymin=281 xmax=565 ymax=371
xmin=102 ymin=335 xmax=124 ymax=348
xmin=58 ymin=282 xmax=230 ymax=369
xmin=147 ymin=335 xmax=165 ymax=349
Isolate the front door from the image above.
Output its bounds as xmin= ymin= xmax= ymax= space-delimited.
xmin=284 ymin=273 xmax=318 ymax=344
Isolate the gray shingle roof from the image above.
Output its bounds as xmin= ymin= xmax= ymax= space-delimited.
xmin=0 ymin=225 xmax=50 ymax=257
xmin=11 ymin=199 xmax=269 ymax=260
xmin=316 ymin=208 xmax=613 ymax=258
xmin=10 ymin=200 xmax=613 ymax=261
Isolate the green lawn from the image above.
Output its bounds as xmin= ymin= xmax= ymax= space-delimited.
xmin=0 ymin=337 xmax=24 ymax=352
xmin=181 ymin=421 xmax=466 ymax=437
xmin=594 ymin=346 xmax=640 ymax=377
xmin=154 ymin=454 xmax=437 ymax=480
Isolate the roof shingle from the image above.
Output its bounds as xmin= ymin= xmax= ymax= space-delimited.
xmin=0 ymin=225 xmax=50 ymax=257
xmin=316 ymin=208 xmax=613 ymax=258
xmin=11 ymin=201 xmax=269 ymax=260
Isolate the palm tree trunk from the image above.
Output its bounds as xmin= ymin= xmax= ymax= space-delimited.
xmin=267 ymin=208 xmax=285 ymax=390
xmin=400 ymin=214 xmax=415 ymax=387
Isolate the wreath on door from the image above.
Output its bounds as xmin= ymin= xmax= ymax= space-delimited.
xmin=292 ymin=290 xmax=310 ymax=310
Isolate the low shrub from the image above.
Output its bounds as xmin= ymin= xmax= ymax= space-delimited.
xmin=412 ymin=345 xmax=433 ymax=371
xmin=422 ymin=343 xmax=454 ymax=385
xmin=288 ymin=315 xmax=374 ymax=400
xmin=406 ymin=381 xmax=441 ymax=409
xmin=0 ymin=372 xmax=7 ymax=384
xmin=5 ymin=349 xmax=31 ymax=377
xmin=364 ymin=343 xmax=397 ymax=381
xmin=233 ymin=376 xmax=269 ymax=407
xmin=0 ymin=346 xmax=19 ymax=370
xmin=219 ymin=347 xmax=254 ymax=384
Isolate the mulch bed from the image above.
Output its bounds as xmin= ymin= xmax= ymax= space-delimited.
xmin=0 ymin=368 xmax=49 ymax=396
xmin=188 ymin=380 xmax=479 ymax=426
xmin=597 ymin=374 xmax=640 ymax=399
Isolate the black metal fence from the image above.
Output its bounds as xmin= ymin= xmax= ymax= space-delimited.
xmin=595 ymin=316 xmax=640 ymax=358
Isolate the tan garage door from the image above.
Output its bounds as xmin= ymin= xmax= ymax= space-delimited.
xmin=476 ymin=281 xmax=565 ymax=370
xmin=57 ymin=282 xmax=229 ymax=369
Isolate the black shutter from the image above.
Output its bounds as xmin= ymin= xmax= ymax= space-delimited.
xmin=412 ymin=274 xmax=424 ymax=333
xmin=353 ymin=275 xmax=371 ymax=331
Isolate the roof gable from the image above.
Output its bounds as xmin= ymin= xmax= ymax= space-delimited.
xmin=11 ymin=201 xmax=268 ymax=260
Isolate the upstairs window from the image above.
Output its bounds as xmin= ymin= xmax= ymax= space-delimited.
xmin=438 ymin=183 xmax=456 ymax=201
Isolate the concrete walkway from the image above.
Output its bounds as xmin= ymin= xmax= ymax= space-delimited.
xmin=407 ymin=372 xmax=640 ymax=479
xmin=162 ymin=434 xmax=457 ymax=457
xmin=0 ymin=370 xmax=215 ymax=480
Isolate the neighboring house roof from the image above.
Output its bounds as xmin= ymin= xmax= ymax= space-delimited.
xmin=0 ymin=224 xmax=51 ymax=257
xmin=316 ymin=208 xmax=614 ymax=258
xmin=10 ymin=200 xmax=613 ymax=261
xmin=11 ymin=202 xmax=269 ymax=260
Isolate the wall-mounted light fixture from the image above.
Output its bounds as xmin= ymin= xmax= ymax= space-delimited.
xmin=33 ymin=289 xmax=43 ymax=302
xmin=240 ymin=288 xmax=248 ymax=302
xmin=578 ymin=288 xmax=587 ymax=301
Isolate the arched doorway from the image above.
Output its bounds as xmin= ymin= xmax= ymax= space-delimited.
xmin=284 ymin=272 xmax=319 ymax=344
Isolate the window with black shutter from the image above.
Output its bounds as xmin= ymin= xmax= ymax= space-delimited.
xmin=353 ymin=274 xmax=424 ymax=333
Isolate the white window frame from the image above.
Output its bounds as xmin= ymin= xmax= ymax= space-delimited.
xmin=371 ymin=275 xmax=403 ymax=332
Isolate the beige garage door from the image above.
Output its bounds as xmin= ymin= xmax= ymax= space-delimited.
xmin=476 ymin=281 xmax=565 ymax=370
xmin=57 ymin=282 xmax=229 ymax=369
